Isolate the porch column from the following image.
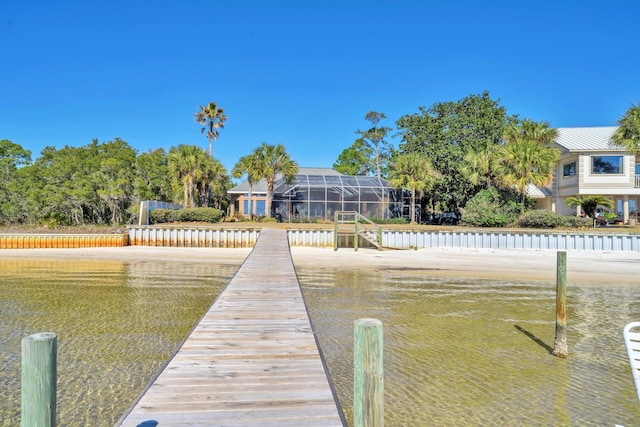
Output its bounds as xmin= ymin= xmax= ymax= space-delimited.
xmin=623 ymin=195 xmax=630 ymax=224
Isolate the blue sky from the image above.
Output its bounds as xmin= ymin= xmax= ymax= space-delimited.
xmin=2 ymin=1 xmax=639 ymax=173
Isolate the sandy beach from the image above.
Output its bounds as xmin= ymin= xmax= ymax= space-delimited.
xmin=1 ymin=245 xmax=638 ymax=285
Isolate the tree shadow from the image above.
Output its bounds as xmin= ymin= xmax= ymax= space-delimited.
xmin=514 ymin=324 xmax=553 ymax=354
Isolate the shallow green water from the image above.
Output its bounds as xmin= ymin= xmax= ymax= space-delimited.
xmin=2 ymin=258 xmax=640 ymax=426
xmin=297 ymin=269 xmax=640 ymax=427
xmin=0 ymin=258 xmax=235 ymax=426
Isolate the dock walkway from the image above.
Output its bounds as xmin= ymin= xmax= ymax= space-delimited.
xmin=117 ymin=228 xmax=344 ymax=426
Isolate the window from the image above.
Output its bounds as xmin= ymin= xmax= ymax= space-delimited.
xmin=591 ymin=156 xmax=623 ymax=174
xmin=563 ymin=162 xmax=576 ymax=177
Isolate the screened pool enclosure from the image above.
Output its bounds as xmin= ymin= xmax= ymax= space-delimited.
xmin=228 ymin=168 xmax=405 ymax=222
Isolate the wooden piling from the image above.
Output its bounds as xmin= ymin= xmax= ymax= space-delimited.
xmin=354 ymin=213 xmax=359 ymax=251
xmin=354 ymin=318 xmax=384 ymax=427
xmin=334 ymin=211 xmax=339 ymax=251
xmin=21 ymin=332 xmax=57 ymax=427
xmin=552 ymin=251 xmax=568 ymax=358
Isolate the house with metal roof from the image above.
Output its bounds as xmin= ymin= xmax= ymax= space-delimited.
xmin=227 ymin=167 xmax=404 ymax=222
xmin=535 ymin=126 xmax=640 ymax=224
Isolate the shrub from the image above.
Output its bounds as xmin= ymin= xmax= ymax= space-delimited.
xmin=370 ymin=217 xmax=409 ymax=225
xmin=149 ymin=208 xmax=223 ymax=224
xmin=561 ymin=215 xmax=592 ymax=229
xmin=518 ymin=210 xmax=564 ymax=228
xmin=259 ymin=216 xmax=277 ymax=223
xmin=462 ymin=188 xmax=520 ymax=227
xmin=149 ymin=208 xmax=176 ymax=224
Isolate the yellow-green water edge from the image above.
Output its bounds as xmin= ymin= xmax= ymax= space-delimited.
xmin=297 ymin=269 xmax=640 ymax=427
xmin=0 ymin=258 xmax=236 ymax=426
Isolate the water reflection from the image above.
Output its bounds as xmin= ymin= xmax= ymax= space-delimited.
xmin=297 ymin=269 xmax=640 ymax=427
xmin=0 ymin=259 xmax=236 ymax=427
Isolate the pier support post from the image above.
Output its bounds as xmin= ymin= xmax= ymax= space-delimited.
xmin=334 ymin=211 xmax=339 ymax=251
xmin=354 ymin=318 xmax=383 ymax=427
xmin=552 ymin=251 xmax=568 ymax=358
xmin=21 ymin=332 xmax=57 ymax=427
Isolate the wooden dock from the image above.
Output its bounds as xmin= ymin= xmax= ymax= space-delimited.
xmin=116 ymin=228 xmax=345 ymax=427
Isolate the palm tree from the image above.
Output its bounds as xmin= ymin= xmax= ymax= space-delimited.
xmin=460 ymin=146 xmax=499 ymax=189
xmin=611 ymin=103 xmax=640 ymax=153
xmin=232 ymin=153 xmax=264 ymax=218
xmin=195 ymin=102 xmax=227 ymax=157
xmin=388 ymin=152 xmax=440 ymax=224
xmin=504 ymin=118 xmax=558 ymax=147
xmin=167 ymin=144 xmax=208 ymax=208
xmin=252 ymin=143 xmax=298 ymax=218
xmin=197 ymin=156 xmax=228 ymax=209
xmin=565 ymin=195 xmax=615 ymax=219
xmin=496 ymin=138 xmax=559 ymax=214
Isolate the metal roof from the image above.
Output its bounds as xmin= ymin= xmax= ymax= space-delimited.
xmin=526 ymin=183 xmax=553 ymax=198
xmin=555 ymin=126 xmax=622 ymax=152
xmin=229 ymin=167 xmax=346 ymax=194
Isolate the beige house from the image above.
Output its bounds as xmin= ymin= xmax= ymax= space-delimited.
xmin=533 ymin=127 xmax=640 ymax=224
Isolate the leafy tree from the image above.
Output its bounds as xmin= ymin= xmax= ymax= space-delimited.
xmin=611 ymin=103 xmax=640 ymax=153
xmin=388 ymin=152 xmax=439 ymax=224
xmin=134 ymin=148 xmax=173 ymax=202
xmin=94 ymin=138 xmax=137 ymax=224
xmin=565 ymin=195 xmax=615 ymax=219
xmin=355 ymin=111 xmax=392 ymax=178
xmin=0 ymin=140 xmax=32 ymax=223
xmin=463 ymin=187 xmax=521 ymax=227
xmin=195 ymin=102 xmax=227 ymax=157
xmin=495 ymin=137 xmax=559 ymax=214
xmin=251 ymin=143 xmax=298 ymax=218
xmin=24 ymin=139 xmax=138 ymax=225
xmin=232 ymin=153 xmax=264 ymax=218
xmin=396 ymin=91 xmax=517 ymax=212
xmin=333 ymin=138 xmax=374 ymax=175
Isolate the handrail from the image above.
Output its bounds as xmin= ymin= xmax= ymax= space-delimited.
xmin=334 ymin=211 xmax=382 ymax=251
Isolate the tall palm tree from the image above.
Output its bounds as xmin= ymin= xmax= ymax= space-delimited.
xmin=195 ymin=102 xmax=227 ymax=157
xmin=388 ymin=152 xmax=440 ymax=224
xmin=252 ymin=143 xmax=298 ymax=218
xmin=504 ymin=118 xmax=558 ymax=147
xmin=232 ymin=153 xmax=264 ymax=218
xmin=496 ymin=138 xmax=560 ymax=214
xmin=460 ymin=146 xmax=499 ymax=189
xmin=611 ymin=103 xmax=640 ymax=153
xmin=167 ymin=144 xmax=208 ymax=208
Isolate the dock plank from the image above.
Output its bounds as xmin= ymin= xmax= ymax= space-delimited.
xmin=116 ymin=228 xmax=344 ymax=426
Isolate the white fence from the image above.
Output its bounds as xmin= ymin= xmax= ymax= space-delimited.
xmin=127 ymin=227 xmax=640 ymax=251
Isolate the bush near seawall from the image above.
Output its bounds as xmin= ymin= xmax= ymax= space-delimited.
xmin=518 ymin=210 xmax=592 ymax=229
xmin=149 ymin=208 xmax=223 ymax=224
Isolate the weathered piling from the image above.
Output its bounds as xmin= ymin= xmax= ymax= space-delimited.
xmin=21 ymin=332 xmax=57 ymax=427
xmin=354 ymin=318 xmax=384 ymax=427
xmin=552 ymin=251 xmax=568 ymax=358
